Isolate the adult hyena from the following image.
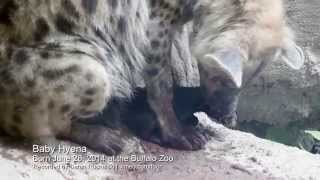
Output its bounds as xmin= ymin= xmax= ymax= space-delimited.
xmin=190 ymin=0 xmax=304 ymax=127
xmin=123 ymin=0 xmax=305 ymax=147
xmin=0 ymin=0 xmax=200 ymax=155
xmin=0 ymin=0 xmax=304 ymax=154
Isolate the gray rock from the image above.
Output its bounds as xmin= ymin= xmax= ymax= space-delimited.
xmin=1 ymin=113 xmax=319 ymax=180
xmin=238 ymin=0 xmax=320 ymax=127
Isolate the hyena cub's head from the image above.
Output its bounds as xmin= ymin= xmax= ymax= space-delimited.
xmin=193 ymin=0 xmax=305 ymax=128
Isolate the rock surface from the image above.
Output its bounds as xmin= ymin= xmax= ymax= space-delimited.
xmin=237 ymin=0 xmax=320 ymax=127
xmin=1 ymin=113 xmax=319 ymax=180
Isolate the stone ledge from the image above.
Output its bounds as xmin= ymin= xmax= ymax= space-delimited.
xmin=1 ymin=113 xmax=319 ymax=180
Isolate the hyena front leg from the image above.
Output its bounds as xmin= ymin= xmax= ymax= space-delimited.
xmin=143 ymin=16 xmax=190 ymax=149
xmin=144 ymin=60 xmax=193 ymax=150
xmin=0 ymin=45 xmax=123 ymax=155
xmin=143 ymin=33 xmax=195 ymax=149
xmin=139 ymin=0 xmax=207 ymax=150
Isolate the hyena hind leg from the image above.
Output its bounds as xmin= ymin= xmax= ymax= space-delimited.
xmin=0 ymin=46 xmax=124 ymax=155
xmin=0 ymin=93 xmax=58 ymax=145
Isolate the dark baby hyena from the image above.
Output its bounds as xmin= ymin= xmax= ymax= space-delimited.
xmin=0 ymin=0 xmax=200 ymax=155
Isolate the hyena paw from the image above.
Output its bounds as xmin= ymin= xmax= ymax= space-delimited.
xmin=88 ymin=128 xmax=123 ymax=155
xmin=182 ymin=124 xmax=211 ymax=150
xmin=160 ymin=133 xmax=193 ymax=151
xmin=68 ymin=122 xmax=124 ymax=156
xmin=147 ymin=125 xmax=208 ymax=151
xmin=33 ymin=136 xmax=60 ymax=147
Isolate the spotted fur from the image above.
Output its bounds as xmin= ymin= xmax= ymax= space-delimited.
xmin=0 ymin=0 xmax=302 ymax=153
xmin=0 ymin=0 xmax=149 ymax=142
xmin=0 ymin=0 xmax=201 ymax=152
xmin=121 ymin=0 xmax=303 ymax=147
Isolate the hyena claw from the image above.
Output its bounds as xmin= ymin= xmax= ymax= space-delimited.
xmin=68 ymin=122 xmax=124 ymax=156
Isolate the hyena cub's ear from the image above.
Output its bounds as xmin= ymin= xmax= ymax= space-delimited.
xmin=280 ymin=39 xmax=305 ymax=70
xmin=204 ymin=49 xmax=244 ymax=88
